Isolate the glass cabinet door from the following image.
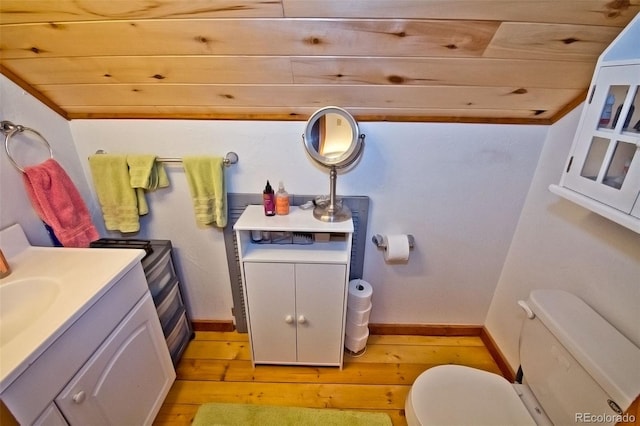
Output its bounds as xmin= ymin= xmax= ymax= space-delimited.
xmin=565 ymin=64 xmax=640 ymax=213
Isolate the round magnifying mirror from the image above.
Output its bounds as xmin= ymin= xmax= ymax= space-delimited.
xmin=302 ymin=106 xmax=365 ymax=222
xmin=304 ymin=106 xmax=362 ymax=167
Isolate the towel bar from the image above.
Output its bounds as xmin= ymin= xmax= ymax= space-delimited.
xmin=94 ymin=150 xmax=239 ymax=167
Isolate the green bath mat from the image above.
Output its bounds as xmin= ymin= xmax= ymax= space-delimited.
xmin=191 ymin=402 xmax=392 ymax=426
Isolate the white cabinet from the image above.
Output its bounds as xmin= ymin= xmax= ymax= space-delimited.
xmin=55 ymin=293 xmax=174 ymax=425
xmin=1 ymin=265 xmax=175 ymax=425
xmin=33 ymin=404 xmax=67 ymax=426
xmin=244 ymin=262 xmax=347 ymax=365
xmin=234 ymin=205 xmax=353 ymax=367
xmin=550 ymin=14 xmax=640 ymax=233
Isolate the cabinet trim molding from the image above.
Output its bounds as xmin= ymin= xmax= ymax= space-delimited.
xmin=549 ymin=184 xmax=640 ymax=232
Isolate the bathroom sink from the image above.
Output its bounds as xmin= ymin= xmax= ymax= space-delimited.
xmin=0 ymin=223 xmax=146 ymax=392
xmin=0 ymin=277 xmax=61 ymax=347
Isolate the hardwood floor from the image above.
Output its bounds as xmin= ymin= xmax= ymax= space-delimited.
xmin=153 ymin=331 xmax=503 ymax=426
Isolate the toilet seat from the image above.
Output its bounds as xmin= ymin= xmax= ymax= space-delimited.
xmin=406 ymin=365 xmax=537 ymax=426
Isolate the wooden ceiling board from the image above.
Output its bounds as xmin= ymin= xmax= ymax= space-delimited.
xmin=0 ymin=0 xmax=284 ymax=24
xmin=0 ymin=1 xmax=637 ymax=123
xmin=290 ymin=57 xmax=596 ymax=89
xmin=282 ymin=0 xmax=640 ymax=26
xmin=0 ymin=19 xmax=499 ymax=59
xmin=38 ymin=83 xmax=581 ymax=111
xmin=1 ymin=56 xmax=295 ymax=85
xmin=483 ymin=22 xmax=623 ymax=61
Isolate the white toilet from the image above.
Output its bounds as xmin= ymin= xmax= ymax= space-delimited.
xmin=405 ymin=289 xmax=640 ymax=426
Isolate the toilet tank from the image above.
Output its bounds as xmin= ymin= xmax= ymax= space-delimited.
xmin=520 ymin=289 xmax=640 ymax=426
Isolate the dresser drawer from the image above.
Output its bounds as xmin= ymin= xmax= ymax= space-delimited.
xmin=156 ymin=280 xmax=184 ymax=331
xmin=166 ymin=312 xmax=190 ymax=364
xmin=146 ymin=250 xmax=176 ymax=299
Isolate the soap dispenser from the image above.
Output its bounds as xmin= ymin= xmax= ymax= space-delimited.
xmin=276 ymin=181 xmax=290 ymax=215
xmin=263 ymin=180 xmax=275 ymax=216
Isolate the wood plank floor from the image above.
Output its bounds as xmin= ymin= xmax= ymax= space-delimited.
xmin=153 ymin=331 xmax=503 ymax=426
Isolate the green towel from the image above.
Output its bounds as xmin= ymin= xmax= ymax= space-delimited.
xmin=192 ymin=403 xmax=392 ymax=426
xmin=183 ymin=156 xmax=226 ymax=228
xmin=88 ymin=154 xmax=140 ymax=233
xmin=127 ymin=154 xmax=169 ymax=190
xmin=126 ymin=154 xmax=170 ymax=215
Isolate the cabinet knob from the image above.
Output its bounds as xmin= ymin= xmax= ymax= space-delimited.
xmin=298 ymin=315 xmax=307 ymax=324
xmin=72 ymin=390 xmax=86 ymax=404
xmin=284 ymin=315 xmax=294 ymax=324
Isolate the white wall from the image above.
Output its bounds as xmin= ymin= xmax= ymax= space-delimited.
xmin=0 ymin=75 xmax=98 ymax=246
xmin=70 ymin=119 xmax=546 ymax=322
xmin=1 ymin=73 xmax=549 ymax=326
xmin=485 ymin=105 xmax=640 ymax=370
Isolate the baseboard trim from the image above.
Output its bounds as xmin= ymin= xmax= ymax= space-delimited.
xmin=192 ymin=320 xmax=235 ymax=332
xmin=368 ymin=323 xmax=482 ymax=336
xmin=368 ymin=323 xmax=514 ymax=381
xmin=480 ymin=327 xmax=515 ymax=382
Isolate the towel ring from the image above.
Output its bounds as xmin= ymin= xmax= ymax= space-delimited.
xmin=1 ymin=120 xmax=53 ymax=173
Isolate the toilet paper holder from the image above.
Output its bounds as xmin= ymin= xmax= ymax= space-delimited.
xmin=371 ymin=234 xmax=415 ymax=249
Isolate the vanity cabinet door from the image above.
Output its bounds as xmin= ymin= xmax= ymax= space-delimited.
xmin=33 ymin=404 xmax=68 ymax=426
xmin=296 ymin=263 xmax=346 ymax=365
xmin=563 ymin=64 xmax=640 ymax=212
xmin=243 ymin=262 xmax=297 ymax=363
xmin=55 ymin=293 xmax=174 ymax=426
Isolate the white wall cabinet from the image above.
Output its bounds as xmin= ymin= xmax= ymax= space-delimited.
xmin=550 ymin=14 xmax=640 ymax=233
xmin=234 ymin=205 xmax=353 ymax=367
xmin=1 ymin=265 xmax=175 ymax=425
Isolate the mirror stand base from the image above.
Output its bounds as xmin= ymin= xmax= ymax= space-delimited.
xmin=313 ymin=204 xmax=352 ymax=222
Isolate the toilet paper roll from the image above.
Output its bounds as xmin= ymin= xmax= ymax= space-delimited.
xmin=345 ymin=328 xmax=370 ymax=353
xmin=348 ymin=279 xmax=373 ymax=311
xmin=383 ymin=234 xmax=411 ymax=262
xmin=347 ymin=302 xmax=372 ymax=325
xmin=346 ymin=318 xmax=369 ymax=336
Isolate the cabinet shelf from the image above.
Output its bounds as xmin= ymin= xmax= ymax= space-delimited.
xmin=549 ymin=184 xmax=640 ymax=232
xmin=234 ymin=205 xmax=354 ymax=233
xmin=241 ymin=240 xmax=350 ymax=264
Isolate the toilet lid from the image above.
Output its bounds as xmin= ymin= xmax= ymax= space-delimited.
xmin=410 ymin=365 xmax=536 ymax=426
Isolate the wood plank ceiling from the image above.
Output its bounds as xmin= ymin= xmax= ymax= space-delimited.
xmin=1 ymin=1 xmax=638 ymax=124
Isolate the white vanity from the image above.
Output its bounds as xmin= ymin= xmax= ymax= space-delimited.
xmin=0 ymin=224 xmax=175 ymax=425
xmin=234 ymin=205 xmax=353 ymax=367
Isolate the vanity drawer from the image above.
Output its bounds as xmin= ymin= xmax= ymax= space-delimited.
xmin=146 ymin=250 xmax=176 ymax=299
xmin=156 ymin=280 xmax=184 ymax=331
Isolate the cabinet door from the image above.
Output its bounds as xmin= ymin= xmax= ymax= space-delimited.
xmin=632 ymin=193 xmax=640 ymax=219
xmin=295 ymin=263 xmax=347 ymax=365
xmin=564 ymin=64 xmax=640 ymax=212
xmin=55 ymin=293 xmax=175 ymax=426
xmin=244 ymin=262 xmax=297 ymax=363
xmin=33 ymin=404 xmax=67 ymax=426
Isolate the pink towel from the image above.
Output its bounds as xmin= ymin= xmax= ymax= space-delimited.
xmin=23 ymin=158 xmax=99 ymax=247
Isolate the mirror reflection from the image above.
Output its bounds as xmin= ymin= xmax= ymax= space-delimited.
xmin=311 ymin=113 xmax=356 ymax=159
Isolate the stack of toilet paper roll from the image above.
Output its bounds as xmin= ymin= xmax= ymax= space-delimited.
xmin=345 ymin=279 xmax=373 ymax=354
